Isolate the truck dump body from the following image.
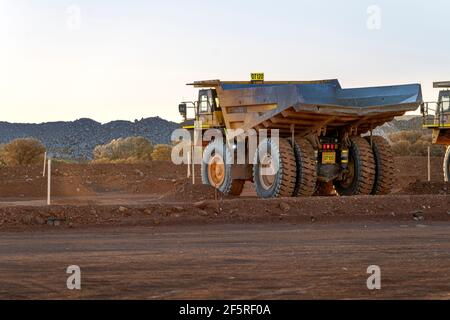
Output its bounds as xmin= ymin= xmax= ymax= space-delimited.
xmin=192 ymin=79 xmax=422 ymax=136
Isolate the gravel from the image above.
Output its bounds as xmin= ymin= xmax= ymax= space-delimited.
xmin=0 ymin=117 xmax=179 ymax=160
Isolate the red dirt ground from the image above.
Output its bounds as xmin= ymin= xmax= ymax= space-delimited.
xmin=0 ymin=156 xmax=448 ymax=230
xmin=0 ymin=156 xmax=449 ymax=300
xmin=1 ymin=222 xmax=448 ymax=300
xmin=0 ymin=156 xmax=445 ymax=199
xmin=0 ymin=162 xmax=185 ymax=198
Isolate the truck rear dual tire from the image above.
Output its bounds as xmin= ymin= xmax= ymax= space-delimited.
xmin=444 ymin=146 xmax=450 ymax=183
xmin=201 ymin=140 xmax=245 ymax=196
xmin=253 ymin=138 xmax=297 ymax=198
xmin=333 ymin=137 xmax=376 ymax=196
xmin=366 ymin=136 xmax=395 ymax=195
xmin=290 ymin=138 xmax=317 ymax=197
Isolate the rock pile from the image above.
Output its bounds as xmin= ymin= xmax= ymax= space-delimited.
xmin=0 ymin=117 xmax=179 ymax=160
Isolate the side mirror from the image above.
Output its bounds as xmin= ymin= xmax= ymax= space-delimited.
xmin=178 ymin=103 xmax=187 ymax=117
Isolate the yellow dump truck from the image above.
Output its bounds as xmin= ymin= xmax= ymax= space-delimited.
xmin=422 ymin=81 xmax=450 ymax=181
xmin=179 ymin=77 xmax=423 ymax=198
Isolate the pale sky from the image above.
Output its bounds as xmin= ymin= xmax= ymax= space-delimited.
xmin=1 ymin=0 xmax=449 ymax=124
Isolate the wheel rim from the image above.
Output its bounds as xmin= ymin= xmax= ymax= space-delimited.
xmin=208 ymin=154 xmax=225 ymax=187
xmin=340 ymin=156 xmax=355 ymax=188
xmin=259 ymin=153 xmax=277 ymax=190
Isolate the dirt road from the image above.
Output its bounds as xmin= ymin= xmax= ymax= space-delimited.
xmin=0 ymin=222 xmax=448 ymax=300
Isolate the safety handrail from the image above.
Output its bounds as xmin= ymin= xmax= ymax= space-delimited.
xmin=422 ymin=101 xmax=448 ymax=127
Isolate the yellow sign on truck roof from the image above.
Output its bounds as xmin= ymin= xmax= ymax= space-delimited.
xmin=251 ymin=73 xmax=264 ymax=83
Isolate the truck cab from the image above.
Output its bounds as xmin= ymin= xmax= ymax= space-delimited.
xmin=422 ymin=82 xmax=450 ymax=181
xmin=422 ymin=82 xmax=450 ymax=144
xmin=438 ymin=89 xmax=450 ymax=112
xmin=179 ymin=89 xmax=225 ymax=130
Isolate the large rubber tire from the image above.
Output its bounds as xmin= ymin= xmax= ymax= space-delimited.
xmin=334 ymin=137 xmax=376 ymax=196
xmin=365 ymin=136 xmax=395 ymax=195
xmin=201 ymin=140 xmax=245 ymax=196
xmin=253 ymin=138 xmax=297 ymax=198
xmin=290 ymin=138 xmax=317 ymax=197
xmin=444 ymin=146 xmax=450 ymax=183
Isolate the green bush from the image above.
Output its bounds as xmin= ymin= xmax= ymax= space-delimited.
xmin=0 ymin=138 xmax=46 ymax=166
xmin=93 ymin=136 xmax=153 ymax=163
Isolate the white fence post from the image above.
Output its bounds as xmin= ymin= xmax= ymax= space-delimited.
xmin=47 ymin=158 xmax=52 ymax=205
xmin=187 ymin=145 xmax=191 ymax=178
xmin=428 ymin=146 xmax=431 ymax=182
xmin=192 ymin=145 xmax=195 ymax=185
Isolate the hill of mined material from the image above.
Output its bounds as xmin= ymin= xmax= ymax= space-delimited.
xmin=0 ymin=117 xmax=179 ymax=160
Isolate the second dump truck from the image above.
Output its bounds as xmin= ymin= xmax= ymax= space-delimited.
xmin=179 ymin=78 xmax=423 ymax=198
xmin=422 ymin=81 xmax=450 ymax=181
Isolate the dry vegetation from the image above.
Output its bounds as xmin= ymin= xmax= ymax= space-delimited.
xmin=151 ymin=144 xmax=172 ymax=161
xmin=0 ymin=138 xmax=46 ymax=166
xmin=0 ymin=136 xmax=173 ymax=166
xmin=0 ymin=130 xmax=441 ymax=168
xmin=92 ymin=136 xmax=154 ymax=163
xmin=389 ymin=130 xmax=445 ymax=157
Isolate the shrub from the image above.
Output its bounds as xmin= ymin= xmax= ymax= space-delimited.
xmin=151 ymin=144 xmax=172 ymax=161
xmin=389 ymin=131 xmax=423 ymax=144
xmin=0 ymin=138 xmax=46 ymax=166
xmin=0 ymin=144 xmax=5 ymax=166
xmin=389 ymin=133 xmax=446 ymax=157
xmin=418 ymin=134 xmax=433 ymax=144
xmin=408 ymin=140 xmax=429 ymax=156
xmin=93 ymin=136 xmax=153 ymax=163
xmin=430 ymin=144 xmax=446 ymax=157
xmin=390 ymin=140 xmax=411 ymax=156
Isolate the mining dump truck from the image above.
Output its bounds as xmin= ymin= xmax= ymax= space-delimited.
xmin=422 ymin=81 xmax=450 ymax=181
xmin=179 ymin=78 xmax=422 ymax=198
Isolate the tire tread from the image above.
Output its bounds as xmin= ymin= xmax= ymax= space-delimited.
xmin=366 ymin=136 xmax=395 ymax=195
xmin=291 ymin=138 xmax=317 ymax=197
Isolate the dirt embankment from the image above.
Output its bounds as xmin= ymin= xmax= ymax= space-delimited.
xmin=1 ymin=195 xmax=449 ymax=230
xmin=0 ymin=162 xmax=185 ymax=198
xmin=392 ymin=156 xmax=446 ymax=192
xmin=397 ymin=181 xmax=450 ymax=195
xmin=0 ymin=156 xmax=446 ymax=199
xmin=0 ymin=156 xmax=449 ymax=230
